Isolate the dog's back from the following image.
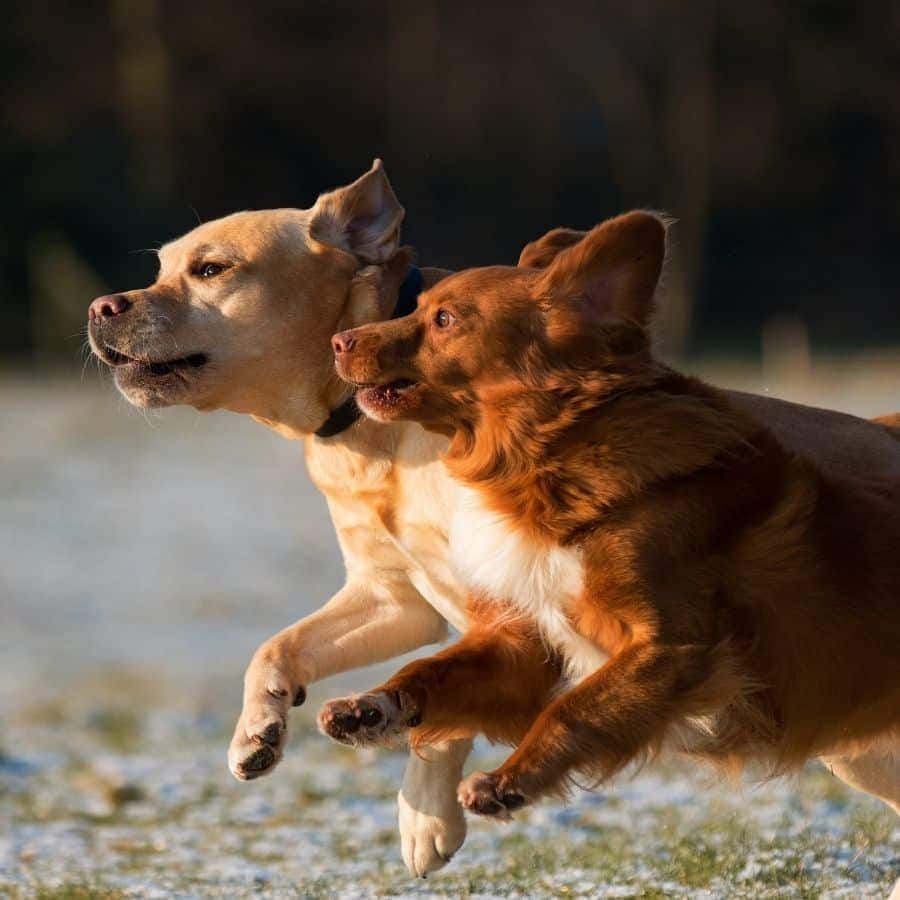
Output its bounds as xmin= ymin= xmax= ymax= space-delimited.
xmin=874 ymin=411 xmax=900 ymax=441
xmin=726 ymin=391 xmax=900 ymax=481
xmin=716 ymin=391 xmax=900 ymax=763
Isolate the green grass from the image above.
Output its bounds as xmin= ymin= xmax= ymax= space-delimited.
xmin=18 ymin=885 xmax=124 ymax=900
xmin=3 ymin=668 xmax=896 ymax=899
xmin=84 ymin=708 xmax=142 ymax=754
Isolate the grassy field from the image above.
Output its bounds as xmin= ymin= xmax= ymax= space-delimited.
xmin=1 ymin=361 xmax=898 ymax=899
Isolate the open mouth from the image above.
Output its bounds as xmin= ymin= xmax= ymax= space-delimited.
xmin=356 ymin=378 xmax=419 ymax=410
xmin=99 ymin=344 xmax=208 ymax=377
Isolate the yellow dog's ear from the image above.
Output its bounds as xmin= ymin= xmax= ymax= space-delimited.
xmin=536 ymin=211 xmax=668 ymax=328
xmin=518 ymin=227 xmax=588 ymax=269
xmin=309 ymin=159 xmax=405 ymax=264
xmin=338 ymin=248 xmax=415 ymax=332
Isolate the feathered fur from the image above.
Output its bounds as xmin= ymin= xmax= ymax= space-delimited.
xmin=332 ymin=210 xmax=900 ymax=810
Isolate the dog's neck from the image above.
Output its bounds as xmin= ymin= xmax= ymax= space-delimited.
xmin=313 ymin=265 xmax=425 ymax=440
xmin=445 ymin=367 xmax=766 ymax=543
xmin=249 ymin=264 xmax=429 ymax=442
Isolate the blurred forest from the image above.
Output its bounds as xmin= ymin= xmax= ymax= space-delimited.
xmin=2 ymin=0 xmax=899 ymax=362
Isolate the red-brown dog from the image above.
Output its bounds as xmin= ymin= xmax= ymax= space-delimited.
xmin=320 ymin=212 xmax=900 ymax=821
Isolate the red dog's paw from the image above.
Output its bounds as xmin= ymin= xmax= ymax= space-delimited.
xmin=317 ymin=690 xmax=420 ymax=747
xmin=457 ymin=771 xmax=527 ymax=821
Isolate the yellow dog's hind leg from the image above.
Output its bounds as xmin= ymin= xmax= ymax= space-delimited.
xmin=821 ymin=740 xmax=899 ymax=900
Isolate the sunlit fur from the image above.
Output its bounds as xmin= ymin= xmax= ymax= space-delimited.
xmin=333 ymin=211 xmax=900 ymax=810
xmin=450 ymin=485 xmax=608 ymax=686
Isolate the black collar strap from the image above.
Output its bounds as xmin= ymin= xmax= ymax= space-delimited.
xmin=314 ymin=265 xmax=424 ymax=439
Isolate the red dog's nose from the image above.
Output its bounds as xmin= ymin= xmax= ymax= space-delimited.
xmin=89 ymin=294 xmax=131 ymax=322
xmin=332 ymin=331 xmax=356 ymax=355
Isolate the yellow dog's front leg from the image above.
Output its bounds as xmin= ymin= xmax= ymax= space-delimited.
xmin=228 ymin=573 xmax=447 ymax=780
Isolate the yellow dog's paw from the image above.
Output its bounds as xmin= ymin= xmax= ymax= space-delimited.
xmin=228 ymin=675 xmax=304 ymax=781
xmin=398 ymin=787 xmax=466 ymax=878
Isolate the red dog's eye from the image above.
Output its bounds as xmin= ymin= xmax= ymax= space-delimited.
xmin=435 ymin=309 xmax=456 ymax=328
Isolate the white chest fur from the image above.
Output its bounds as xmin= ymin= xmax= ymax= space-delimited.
xmin=449 ymin=486 xmax=609 ymax=683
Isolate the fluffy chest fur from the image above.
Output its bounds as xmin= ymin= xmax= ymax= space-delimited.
xmin=450 ymin=485 xmax=609 ymax=682
xmin=306 ymin=419 xmax=470 ymax=632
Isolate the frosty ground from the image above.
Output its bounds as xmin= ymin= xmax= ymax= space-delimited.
xmin=1 ymin=364 xmax=898 ymax=899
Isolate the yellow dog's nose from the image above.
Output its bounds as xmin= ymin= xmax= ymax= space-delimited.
xmin=88 ymin=293 xmax=131 ymax=323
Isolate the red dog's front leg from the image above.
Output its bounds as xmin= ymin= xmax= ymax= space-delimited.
xmin=459 ymin=641 xmax=715 ymax=818
xmin=318 ymin=600 xmax=562 ymax=748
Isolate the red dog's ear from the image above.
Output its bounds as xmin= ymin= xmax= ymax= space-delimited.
xmin=536 ymin=212 xmax=667 ymax=327
xmin=309 ymin=159 xmax=405 ymax=264
xmin=518 ymin=227 xmax=588 ymax=269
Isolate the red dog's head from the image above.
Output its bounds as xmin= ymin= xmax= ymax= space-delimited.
xmin=332 ymin=211 xmax=668 ymax=434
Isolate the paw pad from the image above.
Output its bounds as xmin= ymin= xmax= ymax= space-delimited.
xmin=238 ymin=744 xmax=276 ymax=776
xmin=458 ymin=771 xmax=528 ymax=820
xmin=361 ymin=707 xmax=382 ymax=726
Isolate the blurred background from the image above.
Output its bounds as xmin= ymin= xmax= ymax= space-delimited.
xmin=1 ymin=3 xmax=899 ymax=897
xmin=4 ymin=0 xmax=900 ymax=361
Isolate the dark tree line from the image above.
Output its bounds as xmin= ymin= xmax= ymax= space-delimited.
xmin=2 ymin=0 xmax=899 ymax=359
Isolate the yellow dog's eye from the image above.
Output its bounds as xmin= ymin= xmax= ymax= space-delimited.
xmin=435 ymin=309 xmax=455 ymax=328
xmin=197 ymin=262 xmax=226 ymax=279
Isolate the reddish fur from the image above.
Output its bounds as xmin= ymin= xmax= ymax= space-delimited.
xmin=335 ymin=212 xmax=900 ymax=805
xmin=379 ymin=598 xmax=561 ymax=748
xmin=875 ymin=412 xmax=900 ymax=439
xmin=518 ymin=227 xmax=589 ymax=269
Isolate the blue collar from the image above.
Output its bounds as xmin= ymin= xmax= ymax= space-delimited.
xmin=315 ymin=265 xmax=424 ymax=439
xmin=393 ymin=264 xmax=424 ymax=319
